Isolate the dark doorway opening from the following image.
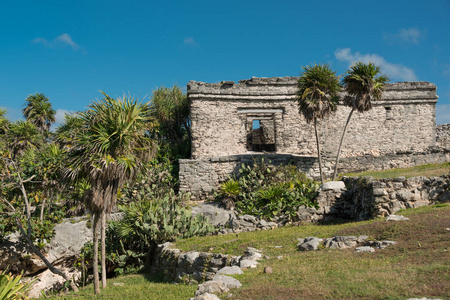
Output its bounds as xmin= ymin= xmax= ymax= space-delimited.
xmin=247 ymin=118 xmax=276 ymax=152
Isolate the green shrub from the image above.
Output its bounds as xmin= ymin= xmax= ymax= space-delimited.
xmin=219 ymin=180 xmax=240 ymax=197
xmin=79 ymin=190 xmax=215 ymax=277
xmin=218 ymin=158 xmax=319 ymax=220
xmin=117 ymin=193 xmax=214 ymax=250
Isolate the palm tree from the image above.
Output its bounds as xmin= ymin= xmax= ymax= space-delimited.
xmin=7 ymin=120 xmax=41 ymax=158
xmin=297 ymin=64 xmax=341 ymax=184
xmin=65 ymin=92 xmax=153 ymax=294
xmin=331 ymin=62 xmax=389 ymax=180
xmin=55 ymin=113 xmax=83 ymax=150
xmin=22 ymin=93 xmax=56 ymax=134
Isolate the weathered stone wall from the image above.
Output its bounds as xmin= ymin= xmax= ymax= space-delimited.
xmin=188 ymin=78 xmax=438 ymax=159
xmin=179 ymin=148 xmax=450 ymax=199
xmin=179 ymin=154 xmax=320 ymax=198
xmin=340 ymin=176 xmax=450 ymax=220
xmin=151 ymin=242 xmax=240 ymax=283
xmin=437 ymin=123 xmax=450 ymax=148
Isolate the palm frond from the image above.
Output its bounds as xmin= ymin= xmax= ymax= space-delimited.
xmin=342 ymin=62 xmax=390 ymax=113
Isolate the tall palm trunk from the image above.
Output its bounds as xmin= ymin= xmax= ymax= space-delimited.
xmin=314 ymin=118 xmax=325 ymax=184
xmin=92 ymin=214 xmax=101 ymax=295
xmin=101 ymin=211 xmax=107 ymax=288
xmin=332 ymin=108 xmax=355 ymax=180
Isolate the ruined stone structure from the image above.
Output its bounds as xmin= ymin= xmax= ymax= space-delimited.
xmin=437 ymin=123 xmax=450 ymax=148
xmin=180 ymin=77 xmax=444 ymax=198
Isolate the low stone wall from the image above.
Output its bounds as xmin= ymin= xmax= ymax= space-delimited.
xmin=180 ymin=148 xmax=450 ymax=199
xmin=151 ymin=242 xmax=240 ymax=283
xmin=340 ymin=176 xmax=450 ymax=221
xmin=179 ymin=154 xmax=319 ymax=199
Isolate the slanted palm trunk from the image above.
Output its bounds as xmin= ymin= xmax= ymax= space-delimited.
xmin=314 ymin=118 xmax=325 ymax=184
xmin=332 ymin=108 xmax=355 ymax=180
xmin=92 ymin=214 xmax=101 ymax=294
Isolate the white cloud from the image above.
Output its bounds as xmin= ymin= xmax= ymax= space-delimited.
xmin=383 ymin=27 xmax=426 ymax=45
xmin=334 ymin=48 xmax=418 ymax=81
xmin=436 ymin=104 xmax=450 ymax=125
xmin=32 ymin=33 xmax=86 ymax=53
xmin=55 ymin=109 xmax=74 ymax=124
xmin=184 ymin=37 xmax=199 ymax=48
xmin=442 ymin=64 xmax=450 ymax=77
xmin=55 ymin=33 xmax=79 ymax=50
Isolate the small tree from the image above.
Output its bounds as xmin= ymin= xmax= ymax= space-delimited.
xmin=332 ymin=62 xmax=389 ymax=180
xmin=65 ymin=92 xmax=153 ymax=294
xmin=297 ymin=64 xmax=341 ymax=184
xmin=149 ymin=85 xmax=190 ymax=159
xmin=0 ymin=153 xmax=78 ymax=293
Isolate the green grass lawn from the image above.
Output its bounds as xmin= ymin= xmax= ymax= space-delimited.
xmin=49 ymin=273 xmax=197 ymax=299
xmin=340 ymin=162 xmax=450 ymax=179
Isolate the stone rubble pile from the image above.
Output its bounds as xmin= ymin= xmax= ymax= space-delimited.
xmin=152 ymin=243 xmax=264 ymax=300
xmin=297 ymin=235 xmax=396 ymax=253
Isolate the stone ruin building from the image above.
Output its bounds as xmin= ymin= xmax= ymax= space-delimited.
xmin=179 ymin=76 xmax=449 ymax=199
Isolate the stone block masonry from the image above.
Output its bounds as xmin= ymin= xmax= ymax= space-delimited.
xmin=188 ymin=77 xmax=438 ymax=159
xmin=437 ymin=123 xmax=450 ymax=148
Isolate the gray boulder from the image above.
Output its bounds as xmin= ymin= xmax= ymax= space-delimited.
xmin=216 ymin=266 xmax=243 ymax=275
xmin=320 ymin=181 xmax=346 ymax=192
xmin=195 ymin=280 xmax=229 ymax=296
xmin=27 ymin=267 xmax=81 ymax=298
xmin=191 ymin=202 xmax=236 ymax=227
xmin=323 ymin=236 xmax=358 ymax=249
xmin=297 ymin=237 xmax=323 ymax=251
xmin=364 ymin=240 xmax=396 ymax=249
xmin=44 ymin=219 xmax=92 ymax=263
xmin=193 ymin=292 xmax=221 ymax=300
xmin=355 ymin=246 xmax=375 ymax=253
xmin=386 ymin=215 xmax=410 ymax=221
xmin=239 ymin=259 xmax=258 ymax=269
xmin=0 ymin=219 xmax=92 ymax=276
xmin=212 ymin=275 xmax=242 ymax=289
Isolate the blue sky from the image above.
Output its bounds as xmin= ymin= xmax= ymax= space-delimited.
xmin=1 ymin=0 xmax=449 ymax=127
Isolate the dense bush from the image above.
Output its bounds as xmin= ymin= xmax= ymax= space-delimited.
xmin=117 ymin=193 xmax=214 ymax=250
xmin=80 ymin=162 xmax=214 ymax=277
xmin=217 ymin=158 xmax=320 ymax=220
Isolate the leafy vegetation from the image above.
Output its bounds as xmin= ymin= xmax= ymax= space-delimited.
xmin=0 ymin=270 xmax=32 ymax=300
xmin=217 ymin=159 xmax=320 ymax=220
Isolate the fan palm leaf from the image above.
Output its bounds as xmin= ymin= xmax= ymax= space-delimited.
xmin=332 ymin=62 xmax=389 ymax=180
xmin=297 ymin=64 xmax=341 ymax=183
